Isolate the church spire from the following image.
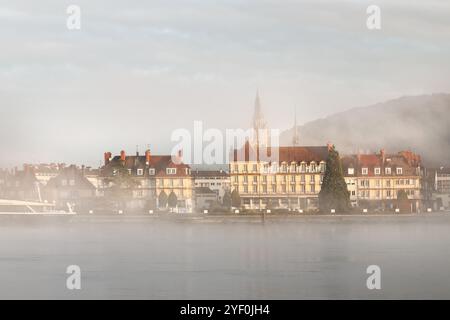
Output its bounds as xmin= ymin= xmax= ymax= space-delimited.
xmin=292 ymin=105 xmax=300 ymax=146
xmin=251 ymin=89 xmax=268 ymax=148
xmin=253 ymin=89 xmax=263 ymax=126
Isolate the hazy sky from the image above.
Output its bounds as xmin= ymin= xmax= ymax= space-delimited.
xmin=1 ymin=0 xmax=449 ymax=167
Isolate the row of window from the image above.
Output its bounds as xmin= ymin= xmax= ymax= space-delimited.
xmin=348 ymin=167 xmax=403 ymax=176
xmin=156 ymin=179 xmax=186 ymax=187
xmin=358 ymin=179 xmax=417 ymax=188
xmin=358 ymin=189 xmax=417 ymax=199
xmin=134 ymin=189 xmax=185 ymax=198
xmin=233 ymin=174 xmax=322 ymax=184
xmin=195 ymin=182 xmax=227 ymax=187
xmin=61 ymin=179 xmax=76 ymax=186
xmin=237 ymin=184 xmax=317 ymax=194
xmin=233 ymin=162 xmax=326 ymax=174
xmin=120 ymin=168 xmax=191 ymax=176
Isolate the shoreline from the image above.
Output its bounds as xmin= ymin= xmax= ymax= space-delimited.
xmin=70 ymin=211 xmax=450 ymax=224
xmin=0 ymin=211 xmax=448 ymax=225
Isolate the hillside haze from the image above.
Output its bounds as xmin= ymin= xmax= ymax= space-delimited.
xmin=281 ymin=94 xmax=450 ymax=166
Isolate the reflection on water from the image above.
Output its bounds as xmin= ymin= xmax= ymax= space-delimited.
xmin=0 ymin=215 xmax=450 ymax=299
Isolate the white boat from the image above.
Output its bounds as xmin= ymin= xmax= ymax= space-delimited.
xmin=0 ymin=199 xmax=76 ymax=216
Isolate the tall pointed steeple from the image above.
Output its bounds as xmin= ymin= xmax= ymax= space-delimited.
xmin=252 ymin=89 xmax=264 ymax=128
xmin=292 ymin=105 xmax=300 ymax=146
xmin=252 ymin=89 xmax=268 ymax=148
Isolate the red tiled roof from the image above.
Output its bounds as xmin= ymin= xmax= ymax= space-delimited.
xmin=341 ymin=150 xmax=422 ymax=176
xmin=358 ymin=154 xmax=382 ymax=167
xmin=232 ymin=142 xmax=328 ymax=163
xmin=102 ymin=154 xmax=191 ymax=177
xmin=278 ymin=146 xmax=329 ymax=163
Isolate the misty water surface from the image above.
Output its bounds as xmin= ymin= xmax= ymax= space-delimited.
xmin=0 ymin=215 xmax=450 ymax=299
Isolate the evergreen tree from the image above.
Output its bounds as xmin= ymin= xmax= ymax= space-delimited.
xmin=231 ymin=189 xmax=241 ymax=208
xmin=103 ymin=164 xmax=141 ymax=198
xmin=103 ymin=163 xmax=141 ymax=209
xmin=222 ymin=190 xmax=232 ymax=208
xmin=396 ymin=189 xmax=410 ymax=213
xmin=158 ymin=190 xmax=168 ymax=208
xmin=168 ymin=191 xmax=178 ymax=209
xmin=318 ymin=145 xmax=350 ymax=212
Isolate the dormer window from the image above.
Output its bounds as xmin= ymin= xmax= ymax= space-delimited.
xmin=166 ymin=168 xmax=177 ymax=175
xmin=300 ymin=163 xmax=306 ymax=173
xmin=396 ymin=167 xmax=403 ymax=175
xmin=362 ymin=168 xmax=368 ymax=175
xmin=385 ymin=167 xmax=391 ymax=175
xmin=137 ymin=169 xmax=144 ymax=176
xmin=320 ymin=162 xmax=326 ymax=173
xmin=348 ymin=168 xmax=354 ymax=175
xmin=148 ymin=168 xmax=155 ymax=175
xmin=374 ymin=167 xmax=381 ymax=175
xmin=128 ymin=169 xmax=132 ymax=175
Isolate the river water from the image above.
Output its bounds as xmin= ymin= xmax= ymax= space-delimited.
xmin=0 ymin=214 xmax=449 ymax=299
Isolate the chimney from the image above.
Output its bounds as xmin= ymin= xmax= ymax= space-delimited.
xmin=104 ymin=152 xmax=112 ymax=166
xmin=120 ymin=150 xmax=126 ymax=162
xmin=145 ymin=149 xmax=151 ymax=165
xmin=178 ymin=149 xmax=183 ymax=160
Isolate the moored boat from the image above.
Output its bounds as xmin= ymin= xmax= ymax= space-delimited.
xmin=0 ymin=199 xmax=76 ymax=216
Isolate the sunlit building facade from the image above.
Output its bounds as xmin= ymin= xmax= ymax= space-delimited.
xmin=341 ymin=150 xmax=423 ymax=211
xmin=229 ymin=144 xmax=329 ymax=210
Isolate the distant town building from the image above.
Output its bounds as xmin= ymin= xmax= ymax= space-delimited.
xmin=0 ymin=169 xmax=11 ymax=199
xmin=426 ymin=167 xmax=450 ymax=210
xmin=1 ymin=166 xmax=40 ymax=202
xmin=194 ymin=187 xmax=219 ymax=210
xmin=101 ymin=149 xmax=194 ymax=212
xmin=434 ymin=167 xmax=450 ymax=194
xmin=44 ymin=165 xmax=96 ymax=211
xmin=23 ymin=163 xmax=63 ymax=186
xmin=341 ymin=150 xmax=423 ymax=212
xmin=229 ymin=142 xmax=329 ymax=210
xmin=229 ymin=91 xmax=328 ymax=211
xmin=192 ymin=169 xmax=230 ymax=203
